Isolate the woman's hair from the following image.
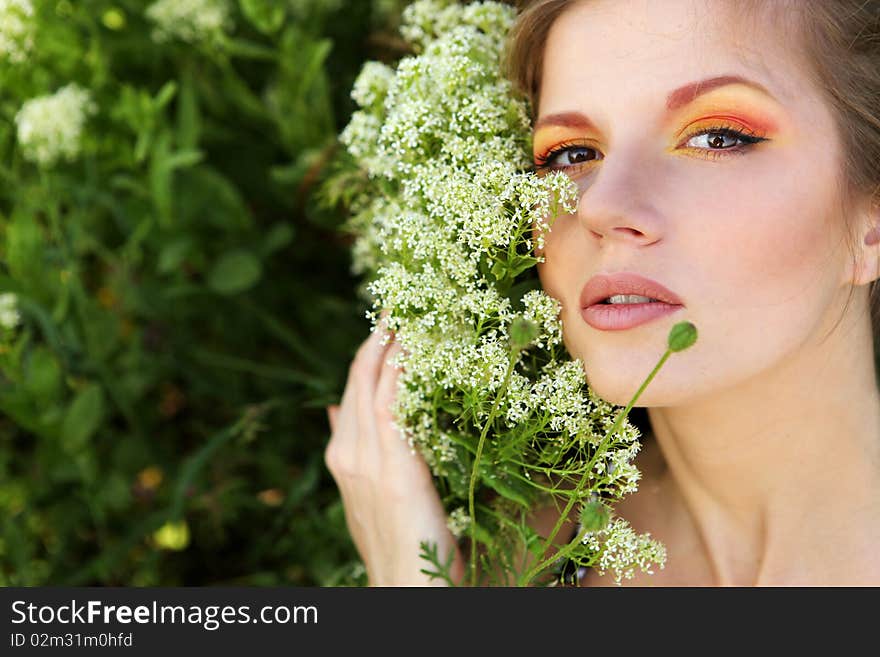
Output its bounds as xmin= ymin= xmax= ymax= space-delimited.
xmin=505 ymin=0 xmax=880 ymax=355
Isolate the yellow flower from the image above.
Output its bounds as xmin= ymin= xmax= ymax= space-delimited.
xmin=257 ymin=488 xmax=284 ymax=507
xmin=137 ymin=466 xmax=163 ymax=492
xmin=153 ymin=520 xmax=189 ymax=551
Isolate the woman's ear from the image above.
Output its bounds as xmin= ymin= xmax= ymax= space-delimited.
xmin=848 ymin=198 xmax=880 ymax=287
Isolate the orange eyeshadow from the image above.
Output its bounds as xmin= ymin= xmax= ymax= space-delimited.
xmin=532 ymin=126 xmax=591 ymax=161
xmin=532 ymin=88 xmax=785 ymax=163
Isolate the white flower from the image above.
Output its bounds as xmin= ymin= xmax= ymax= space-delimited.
xmin=0 ymin=0 xmax=34 ymax=64
xmin=351 ymin=61 xmax=396 ymax=112
xmin=581 ymin=517 xmax=667 ymax=585
xmin=446 ymin=507 xmax=471 ymax=539
xmin=519 ymin=290 xmax=564 ymax=349
xmin=400 ymin=0 xmax=513 ymax=52
xmin=146 ymin=0 xmax=231 ymax=44
xmin=15 ymin=84 xmax=97 ymax=167
xmin=0 ymin=293 xmax=21 ymax=330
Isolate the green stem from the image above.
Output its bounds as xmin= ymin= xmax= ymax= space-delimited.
xmin=518 ymin=349 xmax=673 ymax=587
xmin=235 ymin=296 xmax=332 ymax=375
xmin=191 ymin=348 xmax=328 ymax=389
xmin=467 ymin=349 xmax=518 ymax=587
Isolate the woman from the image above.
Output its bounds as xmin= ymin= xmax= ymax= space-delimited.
xmin=325 ymin=0 xmax=880 ymax=586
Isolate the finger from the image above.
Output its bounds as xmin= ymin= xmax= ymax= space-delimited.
xmin=326 ymin=404 xmax=340 ymax=434
xmin=374 ymin=342 xmax=406 ymax=449
xmin=374 ymin=343 xmax=433 ymax=480
xmin=355 ymin=322 xmax=392 ymax=388
xmin=354 ymin=323 xmax=393 ymax=415
xmin=327 ymin=330 xmax=384 ymax=470
xmin=337 ymin=326 xmax=388 ymax=453
xmin=378 ymin=308 xmax=397 ymax=341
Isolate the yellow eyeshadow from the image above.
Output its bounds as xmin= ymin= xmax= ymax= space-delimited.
xmin=667 ymin=89 xmax=782 ymax=134
xmin=532 ymin=126 xmax=588 ymax=157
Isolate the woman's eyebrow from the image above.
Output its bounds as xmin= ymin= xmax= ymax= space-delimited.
xmin=534 ymin=74 xmax=778 ymax=132
xmin=666 ymin=74 xmax=775 ymax=110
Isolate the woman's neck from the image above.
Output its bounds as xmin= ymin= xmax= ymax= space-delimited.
xmin=644 ymin=304 xmax=880 ymax=585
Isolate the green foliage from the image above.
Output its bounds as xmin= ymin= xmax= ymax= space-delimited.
xmin=0 ymin=0 xmax=406 ymax=586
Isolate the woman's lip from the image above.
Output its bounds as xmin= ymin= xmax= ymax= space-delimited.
xmin=581 ymin=302 xmax=684 ymax=331
xmin=579 ymin=272 xmax=684 ymax=308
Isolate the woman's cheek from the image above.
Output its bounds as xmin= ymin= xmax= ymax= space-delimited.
xmin=537 ymin=220 xmax=581 ymax=306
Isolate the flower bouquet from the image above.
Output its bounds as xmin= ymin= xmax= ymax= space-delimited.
xmin=330 ymin=0 xmax=696 ymax=586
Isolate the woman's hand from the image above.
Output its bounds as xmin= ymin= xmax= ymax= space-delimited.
xmin=325 ymin=322 xmax=465 ymax=586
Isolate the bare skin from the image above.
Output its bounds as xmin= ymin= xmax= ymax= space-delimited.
xmin=326 ymin=0 xmax=880 ymax=586
xmin=536 ymin=0 xmax=880 ymax=586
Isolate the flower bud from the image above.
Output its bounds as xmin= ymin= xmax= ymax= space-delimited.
xmin=667 ymin=321 xmax=697 ymax=352
xmin=509 ymin=317 xmax=539 ymax=351
xmin=579 ymin=499 xmax=611 ymax=533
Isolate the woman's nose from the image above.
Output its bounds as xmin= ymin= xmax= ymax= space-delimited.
xmin=572 ymin=156 xmax=666 ymax=247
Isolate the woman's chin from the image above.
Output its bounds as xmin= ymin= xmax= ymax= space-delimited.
xmin=584 ymin=366 xmax=687 ymax=408
xmin=583 ymin=370 xmax=646 ymax=407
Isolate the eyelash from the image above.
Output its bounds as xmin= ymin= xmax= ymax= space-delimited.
xmin=533 ymin=123 xmax=769 ymax=173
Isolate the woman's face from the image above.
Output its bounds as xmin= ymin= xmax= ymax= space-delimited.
xmin=535 ymin=0 xmax=855 ymax=406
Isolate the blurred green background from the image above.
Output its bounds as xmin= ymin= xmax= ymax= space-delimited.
xmin=0 ymin=0 xmax=423 ymax=586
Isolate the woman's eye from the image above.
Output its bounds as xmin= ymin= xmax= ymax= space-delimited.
xmin=546 ymin=146 xmax=600 ymax=168
xmin=535 ymin=127 xmax=765 ymax=173
xmin=685 ymin=130 xmax=742 ymax=150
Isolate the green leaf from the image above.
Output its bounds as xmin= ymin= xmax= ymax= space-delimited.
xmin=261 ymin=223 xmax=294 ymax=256
xmin=6 ymin=209 xmax=53 ymax=302
xmin=60 ymin=384 xmax=106 ymax=452
xmin=239 ymin=0 xmax=286 ymax=35
xmin=283 ymin=455 xmax=321 ymax=510
xmin=158 ymin=238 xmax=193 ymax=274
xmin=176 ymin=167 xmax=253 ymax=231
xmin=482 ymin=470 xmax=532 ymax=508
xmin=80 ymin=302 xmax=121 ymax=363
xmin=505 ymin=275 xmax=542 ymax=310
xmin=23 ymin=347 xmax=63 ymax=403
xmin=490 ymin=258 xmax=507 ymax=281
xmin=165 ymin=150 xmax=204 ymax=171
xmin=507 ymin=254 xmax=538 ymax=279
xmin=268 ymin=28 xmax=335 ymax=152
xmin=208 ymin=250 xmax=263 ymax=295
xmin=222 ymin=37 xmax=279 ymax=60
xmin=524 ymin=525 xmax=546 ymax=558
xmin=437 ymin=396 xmax=462 ymax=416
xmin=153 ymin=81 xmax=178 ymax=111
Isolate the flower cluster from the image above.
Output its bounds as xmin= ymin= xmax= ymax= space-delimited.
xmin=0 ymin=0 xmax=34 ymax=64
xmin=446 ymin=507 xmax=471 ymax=539
xmin=581 ymin=517 xmax=668 ymax=585
xmin=146 ymin=0 xmax=232 ymax=45
xmin=339 ymin=0 xmax=665 ymax=585
xmin=15 ymin=84 xmax=96 ymax=167
xmin=0 ymin=293 xmax=21 ymax=331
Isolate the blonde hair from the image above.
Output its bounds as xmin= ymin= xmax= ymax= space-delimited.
xmin=505 ymin=0 xmax=880 ymax=354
